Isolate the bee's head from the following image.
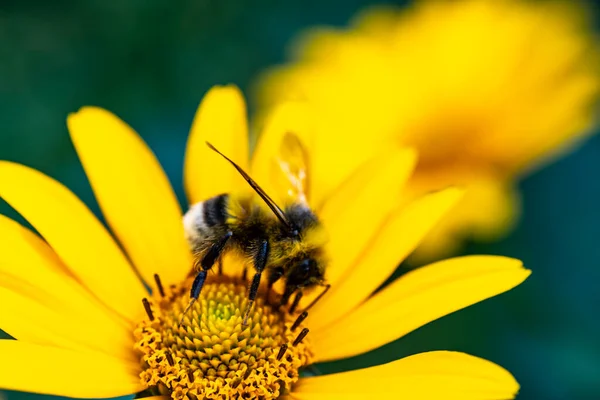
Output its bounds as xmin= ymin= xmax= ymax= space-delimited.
xmin=283 ymin=204 xmax=320 ymax=239
xmin=286 ymin=257 xmax=325 ymax=289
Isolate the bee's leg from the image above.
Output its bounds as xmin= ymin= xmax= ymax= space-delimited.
xmin=300 ymin=283 xmax=331 ymax=313
xmin=242 ymin=239 xmax=269 ymax=326
xmin=289 ymin=290 xmax=303 ymax=313
xmin=180 ymin=231 xmax=232 ymax=322
xmin=217 ymin=257 xmax=223 ymax=275
xmin=267 ymin=267 xmax=284 ymax=291
xmin=266 ymin=267 xmax=284 ymax=303
xmin=180 ymin=270 xmax=208 ymax=322
xmin=280 ymin=284 xmax=297 ymax=307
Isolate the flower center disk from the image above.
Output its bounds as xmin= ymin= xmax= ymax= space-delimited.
xmin=134 ymin=276 xmax=313 ymax=399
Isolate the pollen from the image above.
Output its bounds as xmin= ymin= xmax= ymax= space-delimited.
xmin=133 ymin=275 xmax=314 ymax=400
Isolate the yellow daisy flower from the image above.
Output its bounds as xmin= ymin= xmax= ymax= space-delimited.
xmin=255 ymin=0 xmax=600 ymax=260
xmin=0 ymin=85 xmax=529 ymax=399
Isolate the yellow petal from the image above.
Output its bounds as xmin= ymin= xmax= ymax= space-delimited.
xmin=0 ymin=340 xmax=143 ymax=398
xmin=405 ymin=168 xmax=519 ymax=262
xmin=139 ymin=397 xmax=169 ymax=400
xmin=292 ymin=351 xmax=519 ymax=400
xmin=68 ymin=107 xmax=192 ymax=286
xmin=0 ymin=286 xmax=91 ymax=352
xmin=314 ymin=256 xmax=530 ymax=361
xmin=309 ymin=188 xmax=463 ymax=332
xmin=318 ymin=147 xmax=417 ymax=286
xmin=0 ymin=287 xmax=135 ymax=362
xmin=184 ymin=85 xmax=249 ymax=205
xmin=0 ymin=162 xmax=146 ymax=322
xmin=0 ymin=213 xmax=68 ymax=274
xmin=250 ymin=101 xmax=315 ymax=205
xmin=0 ymin=215 xmax=121 ymax=321
xmin=0 ymin=215 xmax=133 ymax=360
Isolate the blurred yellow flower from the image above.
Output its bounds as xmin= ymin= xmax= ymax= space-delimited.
xmin=255 ymin=0 xmax=600 ymax=260
xmin=0 ymin=85 xmax=529 ymax=399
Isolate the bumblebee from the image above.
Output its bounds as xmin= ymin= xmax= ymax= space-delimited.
xmin=183 ymin=134 xmax=329 ymax=324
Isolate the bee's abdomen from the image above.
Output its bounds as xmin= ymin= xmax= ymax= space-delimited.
xmin=184 ymin=194 xmax=229 ymax=247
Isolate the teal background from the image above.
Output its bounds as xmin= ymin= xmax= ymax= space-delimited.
xmin=0 ymin=1 xmax=598 ymax=399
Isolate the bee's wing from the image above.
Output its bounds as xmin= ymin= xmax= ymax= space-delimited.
xmin=274 ymin=132 xmax=310 ymax=206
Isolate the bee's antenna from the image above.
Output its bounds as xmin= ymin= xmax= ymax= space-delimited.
xmin=205 ymin=142 xmax=296 ymax=234
xmin=300 ymin=283 xmax=331 ymax=314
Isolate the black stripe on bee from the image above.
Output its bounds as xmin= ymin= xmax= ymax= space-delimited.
xmin=203 ymin=194 xmax=228 ymax=227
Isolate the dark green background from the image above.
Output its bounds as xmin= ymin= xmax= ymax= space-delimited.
xmin=0 ymin=1 xmax=599 ymax=399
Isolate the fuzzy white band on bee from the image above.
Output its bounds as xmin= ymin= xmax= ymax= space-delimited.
xmin=183 ymin=201 xmax=207 ymax=245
